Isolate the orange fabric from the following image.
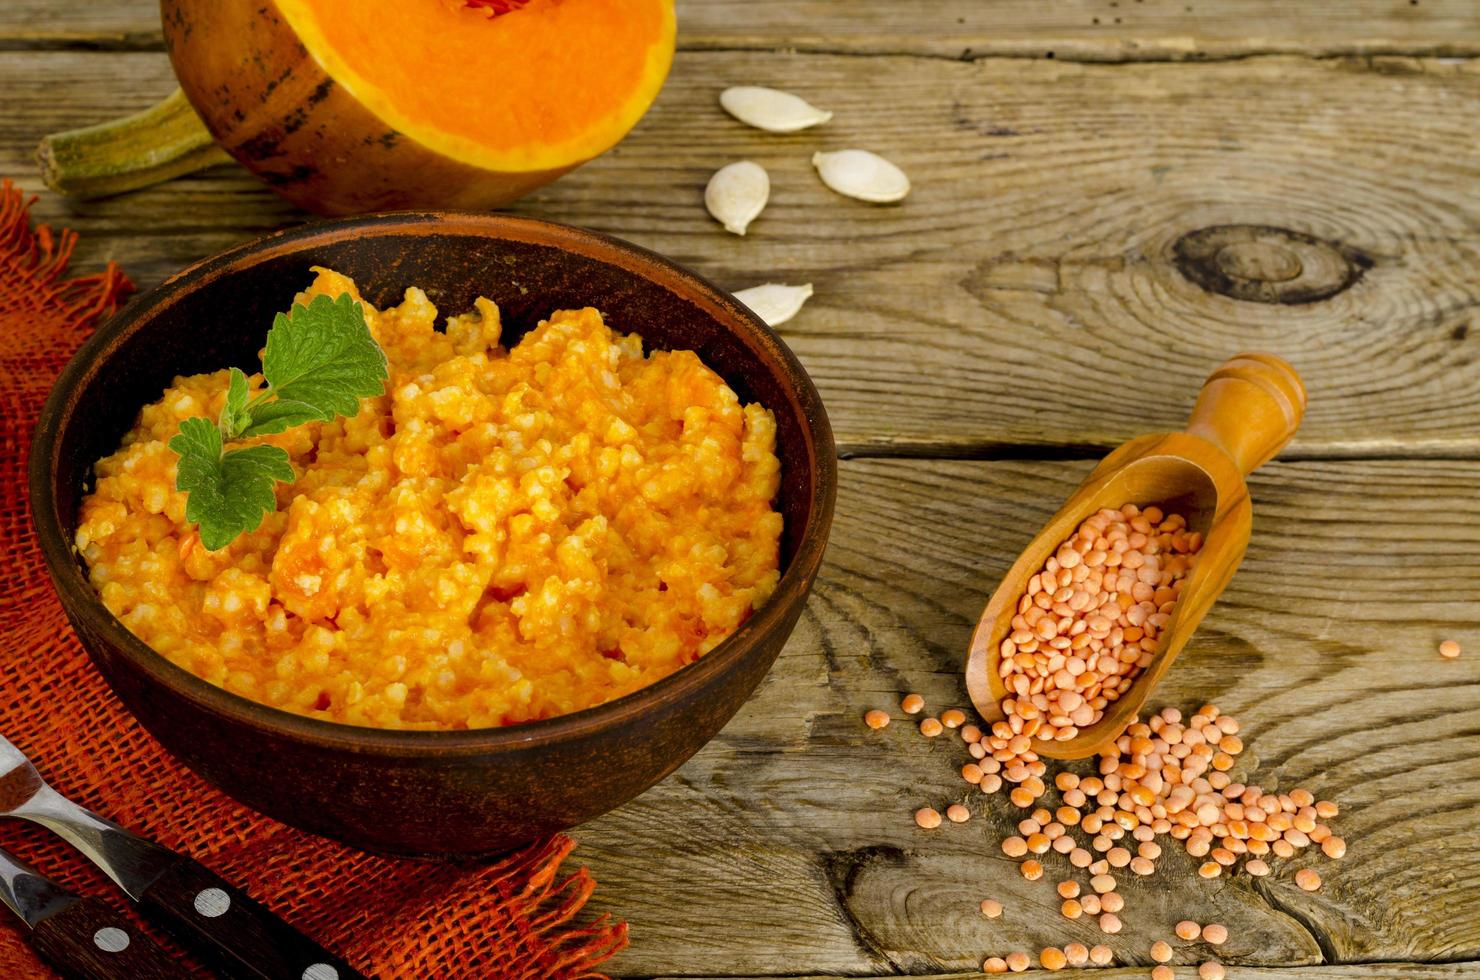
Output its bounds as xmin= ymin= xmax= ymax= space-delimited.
xmin=0 ymin=181 xmax=627 ymax=979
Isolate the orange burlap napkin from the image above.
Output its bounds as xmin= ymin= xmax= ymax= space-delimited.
xmin=0 ymin=181 xmax=627 ymax=979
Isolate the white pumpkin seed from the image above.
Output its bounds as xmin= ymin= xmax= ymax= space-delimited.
xmin=705 ymin=161 xmax=770 ymax=235
xmin=733 ymin=283 xmax=814 ymax=327
xmin=719 ymin=86 xmax=833 ymax=133
xmin=811 ymin=149 xmax=911 ymax=203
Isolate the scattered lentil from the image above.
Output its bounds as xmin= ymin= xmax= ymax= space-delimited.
xmin=1295 ymin=868 xmax=1322 ymax=891
xmin=1201 ymin=923 xmax=1227 ymax=946
xmin=983 ymin=957 xmax=1008 ymax=974
xmin=1151 ymin=940 xmax=1174 ymax=962
xmin=920 ymin=717 xmax=944 ymax=737
xmin=1153 ymin=967 xmax=1176 ymax=980
xmin=1057 ymin=880 xmax=1081 ymax=899
xmin=1175 ymin=920 xmax=1201 ymax=941
xmin=1006 ymin=951 xmax=1031 ymax=973
xmin=941 ymin=708 xmax=967 ymax=728
xmin=946 ymin=803 xmax=971 ymax=823
xmin=1439 ymin=639 xmax=1462 ymax=659
xmin=980 ymin=898 xmax=1004 ymax=918
xmin=901 ymin=693 xmax=925 ymax=714
xmin=1064 ymin=942 xmax=1089 ymax=966
xmin=914 ymin=807 xmax=941 ymax=829
xmin=1099 ymin=912 xmax=1123 ymax=934
xmin=864 ymin=709 xmax=890 ymax=730
xmin=1041 ymin=947 xmax=1068 ymax=970
xmin=1090 ymin=944 xmax=1114 ymax=966
xmin=1198 ymin=963 xmax=1225 ymax=980
xmin=1021 ymin=859 xmax=1044 ymax=881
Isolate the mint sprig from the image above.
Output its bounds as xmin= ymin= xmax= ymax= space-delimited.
xmin=169 ymin=292 xmax=388 ymax=551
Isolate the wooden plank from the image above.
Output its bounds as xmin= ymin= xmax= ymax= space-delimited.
xmin=573 ymin=457 xmax=1480 ymax=976
xmin=650 ymin=967 xmax=1480 ymax=980
xmin=6 ymin=50 xmax=1478 ymax=457
xmin=4 ymin=0 xmax=1479 ymax=60
xmin=651 ymin=967 xmax=1480 ymax=980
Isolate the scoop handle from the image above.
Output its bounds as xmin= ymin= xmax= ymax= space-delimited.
xmin=1184 ymin=352 xmax=1306 ymax=475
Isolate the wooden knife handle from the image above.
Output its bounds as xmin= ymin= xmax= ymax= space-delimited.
xmin=139 ymin=857 xmax=369 ymax=980
xmin=30 ymin=897 xmax=184 ymax=980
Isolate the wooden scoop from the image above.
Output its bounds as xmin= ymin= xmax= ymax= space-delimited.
xmin=965 ymin=353 xmax=1306 ymax=760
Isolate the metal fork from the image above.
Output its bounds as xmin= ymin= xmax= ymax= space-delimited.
xmin=0 ymin=733 xmax=367 ymax=980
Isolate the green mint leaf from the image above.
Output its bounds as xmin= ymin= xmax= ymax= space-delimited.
xmin=237 ymin=398 xmax=324 ymax=438
xmin=259 ymin=292 xmax=388 ymax=423
xmin=170 ymin=417 xmax=294 ymax=551
xmin=219 ymin=367 xmax=254 ymax=440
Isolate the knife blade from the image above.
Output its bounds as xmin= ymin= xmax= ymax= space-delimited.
xmin=0 ymin=844 xmax=182 ymax=979
xmin=0 ymin=735 xmax=368 ymax=980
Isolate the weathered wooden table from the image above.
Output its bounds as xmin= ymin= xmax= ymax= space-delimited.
xmin=5 ymin=2 xmax=1480 ymax=977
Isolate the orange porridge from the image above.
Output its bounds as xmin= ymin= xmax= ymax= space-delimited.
xmin=75 ymin=268 xmax=783 ymax=729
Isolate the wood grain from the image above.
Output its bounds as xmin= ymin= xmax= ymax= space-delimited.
xmin=575 ymin=457 xmax=1480 ymax=976
xmin=651 ymin=967 xmax=1480 ymax=980
xmin=3 ymin=0 xmax=1478 ymax=60
xmin=4 ymin=50 xmax=1478 ymax=456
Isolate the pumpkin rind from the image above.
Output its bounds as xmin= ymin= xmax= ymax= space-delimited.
xmin=161 ymin=0 xmax=675 ymax=215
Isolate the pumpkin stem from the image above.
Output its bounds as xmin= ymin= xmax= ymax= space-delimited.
xmin=36 ymin=88 xmax=232 ymax=200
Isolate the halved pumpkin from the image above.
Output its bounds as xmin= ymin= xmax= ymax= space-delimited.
xmin=41 ymin=0 xmax=675 ymax=215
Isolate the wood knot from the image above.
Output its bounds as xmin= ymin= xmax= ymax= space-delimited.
xmin=1172 ymin=225 xmax=1371 ymax=304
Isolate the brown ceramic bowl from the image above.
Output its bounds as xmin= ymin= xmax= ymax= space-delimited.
xmin=29 ymin=212 xmax=835 ymax=856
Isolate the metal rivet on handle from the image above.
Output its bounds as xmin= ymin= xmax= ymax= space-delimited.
xmin=303 ymin=965 xmax=339 ymax=980
xmin=194 ymin=887 xmax=232 ymax=918
xmin=93 ymin=927 xmax=130 ymax=953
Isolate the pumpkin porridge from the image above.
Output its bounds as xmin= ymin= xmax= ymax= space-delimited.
xmin=75 ymin=269 xmax=783 ymax=729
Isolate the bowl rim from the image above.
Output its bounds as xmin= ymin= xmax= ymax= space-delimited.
xmin=29 ymin=210 xmax=837 ymax=756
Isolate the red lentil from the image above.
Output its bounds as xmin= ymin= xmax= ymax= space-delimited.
xmin=998 ymin=504 xmax=1203 ymax=739
xmin=901 ymin=693 xmax=925 ymax=714
xmin=864 ymin=709 xmax=890 ymax=730
xmin=914 ymin=807 xmax=942 ymax=829
xmin=946 ymin=803 xmax=971 ymax=823
xmin=1090 ymin=944 xmax=1114 ymax=965
xmin=1439 ymin=639 xmax=1462 ymax=659
xmin=920 ymin=717 xmax=944 ymax=737
xmin=980 ymin=898 xmax=1004 ymax=918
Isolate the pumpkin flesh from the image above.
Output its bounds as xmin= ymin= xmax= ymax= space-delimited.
xmin=275 ymin=0 xmax=675 ymax=174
